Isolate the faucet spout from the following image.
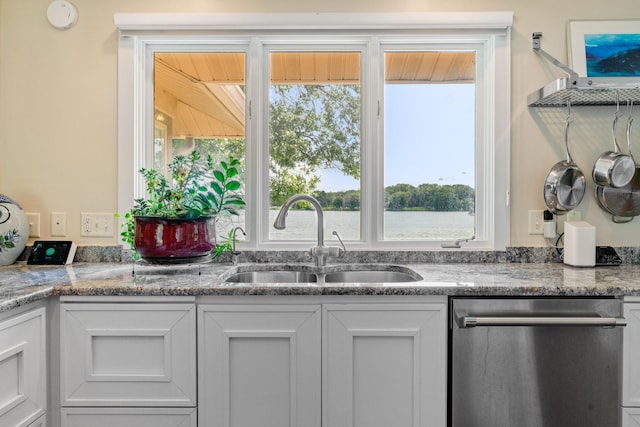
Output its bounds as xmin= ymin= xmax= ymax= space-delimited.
xmin=273 ymin=194 xmax=325 ymax=249
xmin=231 ymin=226 xmax=246 ymax=265
xmin=273 ymin=194 xmax=346 ymax=266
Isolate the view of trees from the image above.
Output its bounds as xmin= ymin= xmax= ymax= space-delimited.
xmin=384 ymin=183 xmax=474 ymax=212
xmin=168 ymin=83 xmax=474 ymax=213
xmin=311 ymin=183 xmax=474 ymax=212
xmin=268 ymin=84 xmax=361 ymax=206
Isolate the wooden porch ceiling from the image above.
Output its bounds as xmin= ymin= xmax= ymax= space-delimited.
xmin=154 ymin=51 xmax=475 ymax=138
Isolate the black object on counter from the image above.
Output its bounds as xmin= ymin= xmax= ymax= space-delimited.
xmin=27 ymin=240 xmax=77 ymax=265
xmin=596 ymin=246 xmax=622 ymax=266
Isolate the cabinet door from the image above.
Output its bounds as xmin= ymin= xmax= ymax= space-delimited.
xmin=198 ymin=304 xmax=321 ymax=427
xmin=622 ymin=407 xmax=640 ymax=426
xmin=0 ymin=307 xmax=46 ymax=427
xmin=323 ymin=302 xmax=447 ymax=427
xmin=61 ymin=407 xmax=196 ymax=427
xmin=624 ymin=303 xmax=640 ymax=406
xmin=61 ymin=303 xmax=196 ymax=407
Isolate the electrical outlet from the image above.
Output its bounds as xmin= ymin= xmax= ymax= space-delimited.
xmin=51 ymin=212 xmax=66 ymax=236
xmin=81 ymin=213 xmax=115 ymax=237
xmin=528 ymin=210 xmax=544 ymax=234
xmin=25 ymin=213 xmax=41 ymax=237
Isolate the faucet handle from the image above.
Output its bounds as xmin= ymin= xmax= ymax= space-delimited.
xmin=332 ymin=230 xmax=347 ymax=258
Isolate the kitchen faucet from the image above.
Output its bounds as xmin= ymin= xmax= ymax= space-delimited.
xmin=273 ymin=194 xmax=346 ymax=267
xmin=231 ymin=226 xmax=246 ymax=265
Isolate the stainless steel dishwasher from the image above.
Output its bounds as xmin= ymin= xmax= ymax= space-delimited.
xmin=450 ymin=298 xmax=626 ymax=427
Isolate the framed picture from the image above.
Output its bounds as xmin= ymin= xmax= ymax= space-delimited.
xmin=568 ymin=20 xmax=640 ymax=77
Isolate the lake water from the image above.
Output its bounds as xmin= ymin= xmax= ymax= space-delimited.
xmin=267 ymin=210 xmax=474 ymax=241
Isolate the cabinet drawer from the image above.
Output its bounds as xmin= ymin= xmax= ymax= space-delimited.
xmin=0 ymin=307 xmax=46 ymax=427
xmin=28 ymin=414 xmax=46 ymax=427
xmin=623 ymin=407 xmax=640 ymax=426
xmin=61 ymin=303 xmax=196 ymax=407
xmin=61 ymin=407 xmax=196 ymax=427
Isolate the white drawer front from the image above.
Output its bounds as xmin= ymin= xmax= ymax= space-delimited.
xmin=62 ymin=407 xmax=196 ymax=427
xmin=0 ymin=307 xmax=46 ymax=427
xmin=28 ymin=413 xmax=46 ymax=427
xmin=61 ymin=303 xmax=196 ymax=406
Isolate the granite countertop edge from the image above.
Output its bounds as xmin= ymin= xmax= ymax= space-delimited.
xmin=3 ymin=261 xmax=640 ymax=313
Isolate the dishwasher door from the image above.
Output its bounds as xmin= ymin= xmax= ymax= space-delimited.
xmin=450 ymin=298 xmax=625 ymax=427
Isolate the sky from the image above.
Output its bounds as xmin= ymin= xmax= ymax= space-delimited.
xmin=316 ymin=83 xmax=476 ymax=191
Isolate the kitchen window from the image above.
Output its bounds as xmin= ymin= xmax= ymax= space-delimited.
xmin=116 ymin=12 xmax=512 ymax=250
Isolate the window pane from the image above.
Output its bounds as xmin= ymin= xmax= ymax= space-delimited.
xmin=383 ymin=51 xmax=475 ymax=240
xmin=268 ymin=52 xmax=361 ymax=241
xmin=153 ymin=51 xmax=246 ymax=241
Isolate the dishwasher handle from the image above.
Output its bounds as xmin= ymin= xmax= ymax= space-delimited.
xmin=460 ymin=316 xmax=627 ymax=328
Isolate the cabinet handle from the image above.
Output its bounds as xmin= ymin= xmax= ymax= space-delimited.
xmin=460 ymin=316 xmax=626 ymax=328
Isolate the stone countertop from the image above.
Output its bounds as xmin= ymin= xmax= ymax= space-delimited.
xmin=3 ymin=261 xmax=640 ymax=313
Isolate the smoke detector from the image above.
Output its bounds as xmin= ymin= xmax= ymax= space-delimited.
xmin=47 ymin=0 xmax=78 ymax=30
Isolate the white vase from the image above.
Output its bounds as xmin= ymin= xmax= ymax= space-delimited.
xmin=0 ymin=194 xmax=29 ymax=266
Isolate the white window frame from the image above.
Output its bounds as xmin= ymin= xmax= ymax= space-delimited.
xmin=116 ymin=12 xmax=512 ymax=251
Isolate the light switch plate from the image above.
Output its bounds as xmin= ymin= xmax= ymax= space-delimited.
xmin=51 ymin=212 xmax=66 ymax=236
xmin=26 ymin=213 xmax=41 ymax=237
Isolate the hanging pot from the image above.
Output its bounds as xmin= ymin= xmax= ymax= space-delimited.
xmin=543 ymin=115 xmax=586 ymax=215
xmin=596 ymin=106 xmax=640 ymax=223
xmin=592 ymin=108 xmax=636 ymax=188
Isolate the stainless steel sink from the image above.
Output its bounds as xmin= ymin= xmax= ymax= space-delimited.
xmin=224 ymin=270 xmax=317 ymax=283
xmin=323 ymin=269 xmax=421 ymax=283
xmin=222 ymin=265 xmax=422 ymax=284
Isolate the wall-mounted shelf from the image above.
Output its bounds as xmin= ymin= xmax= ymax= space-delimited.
xmin=527 ymin=32 xmax=640 ymax=107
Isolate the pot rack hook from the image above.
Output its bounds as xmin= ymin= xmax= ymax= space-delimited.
xmin=564 ymin=101 xmax=574 ymax=163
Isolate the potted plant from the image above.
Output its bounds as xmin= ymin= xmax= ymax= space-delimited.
xmin=120 ymin=150 xmax=245 ymax=263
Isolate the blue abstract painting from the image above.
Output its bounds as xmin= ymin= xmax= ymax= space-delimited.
xmin=584 ymin=33 xmax=640 ymax=77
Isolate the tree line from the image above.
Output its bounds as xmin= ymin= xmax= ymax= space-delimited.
xmin=303 ymin=183 xmax=474 ymax=212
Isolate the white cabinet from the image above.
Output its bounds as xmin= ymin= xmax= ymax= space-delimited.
xmin=28 ymin=414 xmax=46 ymax=427
xmin=198 ymin=297 xmax=447 ymax=427
xmin=61 ymin=408 xmax=196 ymax=427
xmin=198 ymin=304 xmax=322 ymax=427
xmin=0 ymin=307 xmax=46 ymax=427
xmin=57 ymin=295 xmax=447 ymax=427
xmin=323 ymin=303 xmax=447 ymax=427
xmin=623 ymin=407 xmax=640 ymax=426
xmin=624 ymin=301 xmax=640 ymax=425
xmin=624 ymin=302 xmax=640 ymax=406
xmin=60 ymin=302 xmax=196 ymax=407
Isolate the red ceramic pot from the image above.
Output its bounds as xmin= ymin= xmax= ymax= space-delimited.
xmin=134 ymin=216 xmax=216 ymax=263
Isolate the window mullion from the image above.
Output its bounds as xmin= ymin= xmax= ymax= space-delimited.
xmin=244 ymin=38 xmax=262 ymax=249
xmin=362 ymin=37 xmax=383 ymax=247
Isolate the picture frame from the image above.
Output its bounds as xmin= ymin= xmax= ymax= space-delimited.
xmin=567 ymin=19 xmax=640 ymax=77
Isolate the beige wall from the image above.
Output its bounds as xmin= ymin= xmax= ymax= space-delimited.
xmin=1 ymin=0 xmax=640 ymax=247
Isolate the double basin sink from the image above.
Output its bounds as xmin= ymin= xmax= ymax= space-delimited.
xmin=222 ymin=264 xmax=423 ymax=284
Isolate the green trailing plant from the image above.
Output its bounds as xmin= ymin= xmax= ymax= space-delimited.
xmin=212 ymin=228 xmax=236 ymax=258
xmin=118 ymin=151 xmax=245 ymax=256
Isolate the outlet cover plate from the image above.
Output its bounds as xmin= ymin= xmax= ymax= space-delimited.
xmin=81 ymin=213 xmax=115 ymax=237
xmin=528 ymin=210 xmax=544 ymax=235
